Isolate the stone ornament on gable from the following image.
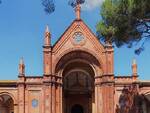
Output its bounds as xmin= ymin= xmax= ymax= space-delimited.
xmin=71 ymin=32 xmax=86 ymax=46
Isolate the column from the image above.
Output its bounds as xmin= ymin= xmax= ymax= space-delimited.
xmin=101 ymin=75 xmax=114 ymax=113
xmin=55 ymin=75 xmax=62 ymax=113
xmin=95 ymin=76 xmax=103 ymax=113
xmin=14 ymin=104 xmax=18 ymax=113
xmin=18 ymin=58 xmax=25 ymax=113
xmin=51 ymin=75 xmax=58 ymax=113
xmin=18 ymin=83 xmax=25 ymax=113
xmin=52 ymin=83 xmax=56 ymax=113
xmin=43 ymin=84 xmax=52 ymax=113
xmin=60 ymin=85 xmax=63 ymax=113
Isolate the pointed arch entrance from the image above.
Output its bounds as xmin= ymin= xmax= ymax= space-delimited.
xmin=55 ymin=50 xmax=102 ymax=113
xmin=0 ymin=94 xmax=14 ymax=113
xmin=63 ymin=61 xmax=94 ymax=113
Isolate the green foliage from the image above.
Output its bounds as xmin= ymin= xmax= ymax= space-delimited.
xmin=97 ymin=0 xmax=150 ymax=54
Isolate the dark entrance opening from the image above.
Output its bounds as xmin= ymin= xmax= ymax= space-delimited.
xmin=71 ymin=104 xmax=84 ymax=113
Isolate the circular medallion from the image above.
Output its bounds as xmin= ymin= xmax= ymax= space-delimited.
xmin=32 ymin=99 xmax=38 ymax=108
xmin=72 ymin=32 xmax=86 ymax=45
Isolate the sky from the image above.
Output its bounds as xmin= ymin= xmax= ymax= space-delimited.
xmin=0 ymin=0 xmax=150 ymax=80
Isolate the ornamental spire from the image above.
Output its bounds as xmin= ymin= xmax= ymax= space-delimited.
xmin=132 ymin=58 xmax=138 ymax=80
xmin=44 ymin=25 xmax=51 ymax=46
xmin=132 ymin=58 xmax=137 ymax=75
xmin=132 ymin=58 xmax=137 ymax=65
xmin=19 ymin=57 xmax=25 ymax=76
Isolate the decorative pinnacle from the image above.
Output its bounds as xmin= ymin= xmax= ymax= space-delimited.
xmin=45 ymin=25 xmax=49 ymax=33
xmin=132 ymin=58 xmax=138 ymax=77
xmin=19 ymin=57 xmax=25 ymax=76
xmin=44 ymin=25 xmax=51 ymax=46
xmin=75 ymin=3 xmax=81 ymax=20
xmin=20 ymin=57 xmax=24 ymax=65
xmin=132 ymin=58 xmax=137 ymax=65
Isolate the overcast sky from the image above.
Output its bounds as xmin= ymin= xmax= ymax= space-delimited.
xmin=0 ymin=0 xmax=150 ymax=80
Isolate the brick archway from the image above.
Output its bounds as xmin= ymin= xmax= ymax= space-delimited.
xmin=0 ymin=93 xmax=15 ymax=113
xmin=141 ymin=92 xmax=150 ymax=113
xmin=0 ymin=92 xmax=17 ymax=105
xmin=54 ymin=48 xmax=104 ymax=74
xmin=55 ymin=50 xmax=102 ymax=76
xmin=55 ymin=50 xmax=102 ymax=113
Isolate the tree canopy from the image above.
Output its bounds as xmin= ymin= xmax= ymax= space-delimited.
xmin=68 ymin=0 xmax=85 ymax=8
xmin=96 ymin=0 xmax=150 ymax=54
xmin=41 ymin=0 xmax=86 ymax=13
xmin=42 ymin=0 xmax=55 ymax=14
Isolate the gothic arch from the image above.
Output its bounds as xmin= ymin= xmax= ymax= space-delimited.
xmin=0 ymin=92 xmax=17 ymax=105
xmin=0 ymin=92 xmax=17 ymax=113
xmin=58 ymin=59 xmax=96 ymax=79
xmin=142 ymin=91 xmax=150 ymax=95
xmin=141 ymin=91 xmax=150 ymax=101
xmin=55 ymin=50 xmax=98 ymax=113
xmin=54 ymin=49 xmax=103 ymax=77
xmin=54 ymin=47 xmax=104 ymax=74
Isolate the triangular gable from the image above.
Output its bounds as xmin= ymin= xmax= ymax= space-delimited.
xmin=52 ymin=19 xmax=105 ymax=54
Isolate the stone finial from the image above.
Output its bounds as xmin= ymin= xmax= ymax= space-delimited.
xmin=44 ymin=25 xmax=51 ymax=46
xmin=132 ymin=58 xmax=138 ymax=78
xmin=132 ymin=58 xmax=136 ymax=65
xmin=75 ymin=4 xmax=81 ymax=20
xmin=45 ymin=25 xmax=49 ymax=33
xmin=20 ymin=57 xmax=24 ymax=65
xmin=19 ymin=57 xmax=25 ymax=76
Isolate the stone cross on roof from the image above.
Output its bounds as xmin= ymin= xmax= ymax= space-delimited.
xmin=75 ymin=4 xmax=81 ymax=20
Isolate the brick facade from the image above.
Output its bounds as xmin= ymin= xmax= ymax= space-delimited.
xmin=0 ymin=5 xmax=150 ymax=113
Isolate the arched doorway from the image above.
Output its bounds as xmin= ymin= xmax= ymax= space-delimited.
xmin=0 ymin=94 xmax=14 ymax=113
xmin=62 ymin=61 xmax=95 ymax=113
xmin=55 ymin=51 xmax=102 ymax=113
xmin=142 ymin=93 xmax=150 ymax=113
xmin=71 ymin=104 xmax=84 ymax=113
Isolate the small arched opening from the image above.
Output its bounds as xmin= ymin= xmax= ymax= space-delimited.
xmin=0 ymin=94 xmax=14 ymax=113
xmin=142 ymin=93 xmax=150 ymax=113
xmin=71 ymin=104 xmax=84 ymax=113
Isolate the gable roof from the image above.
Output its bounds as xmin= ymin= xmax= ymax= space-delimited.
xmin=52 ymin=19 xmax=104 ymax=49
